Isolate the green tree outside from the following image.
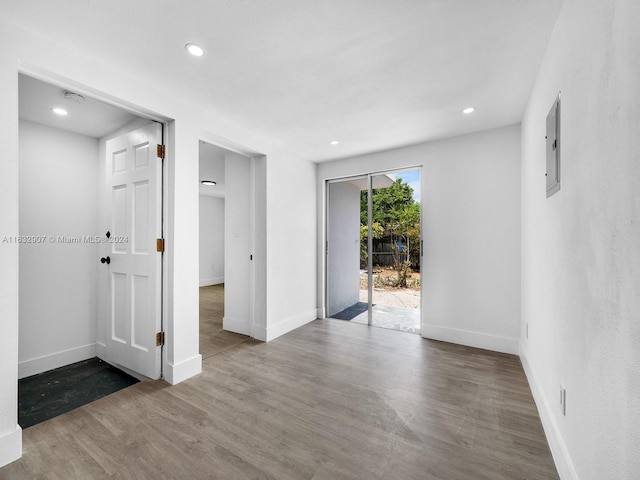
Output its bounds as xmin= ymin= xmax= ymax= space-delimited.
xmin=360 ymin=178 xmax=420 ymax=287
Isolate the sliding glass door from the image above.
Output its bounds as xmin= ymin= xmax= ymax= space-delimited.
xmin=326 ymin=169 xmax=421 ymax=334
xmin=326 ymin=176 xmax=368 ymax=321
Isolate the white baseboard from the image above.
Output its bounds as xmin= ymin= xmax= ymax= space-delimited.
xmin=251 ymin=324 xmax=267 ymax=342
xmin=317 ymin=307 xmax=325 ymax=319
xmin=96 ymin=341 xmax=106 ymax=359
xmin=164 ymin=354 xmax=202 ymax=385
xmin=520 ymin=344 xmax=578 ymax=480
xmin=18 ymin=343 xmax=97 ymax=379
xmin=223 ymin=316 xmax=251 ymax=336
xmin=265 ymin=309 xmax=318 ymax=342
xmin=199 ymin=276 xmax=224 ymax=287
xmin=0 ymin=426 xmax=22 ymax=468
xmin=421 ymin=324 xmax=518 ymax=355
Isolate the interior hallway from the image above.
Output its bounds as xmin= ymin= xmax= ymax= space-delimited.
xmin=0 ymin=317 xmax=558 ymax=479
xmin=199 ymin=284 xmax=250 ymax=359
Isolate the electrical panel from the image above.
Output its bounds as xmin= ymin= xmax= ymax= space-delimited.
xmin=546 ymin=92 xmax=561 ymax=197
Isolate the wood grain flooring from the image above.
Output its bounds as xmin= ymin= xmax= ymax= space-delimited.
xmin=1 ymin=310 xmax=559 ymax=479
xmin=199 ymin=284 xmax=250 ymax=358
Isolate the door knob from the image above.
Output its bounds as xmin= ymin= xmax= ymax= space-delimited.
xmin=100 ymin=256 xmax=111 ymax=264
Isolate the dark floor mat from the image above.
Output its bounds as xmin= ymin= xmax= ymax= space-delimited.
xmin=331 ymin=302 xmax=371 ymax=321
xmin=18 ymin=357 xmax=139 ymax=428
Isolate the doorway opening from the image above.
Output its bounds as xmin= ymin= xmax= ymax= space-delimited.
xmin=198 ymin=140 xmax=252 ymax=357
xmin=326 ymin=168 xmax=422 ymax=334
xmin=17 ymin=73 xmax=168 ymax=426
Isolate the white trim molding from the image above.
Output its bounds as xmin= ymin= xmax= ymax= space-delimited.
xmin=520 ymin=345 xmax=578 ymax=480
xmin=264 ymin=309 xmax=318 ymax=342
xmin=18 ymin=343 xmax=97 ymax=379
xmin=223 ymin=316 xmax=251 ymax=337
xmin=164 ymin=354 xmax=202 ymax=385
xmin=0 ymin=426 xmax=22 ymax=468
xmin=421 ymin=324 xmax=519 ymax=355
xmin=199 ymin=276 xmax=224 ymax=287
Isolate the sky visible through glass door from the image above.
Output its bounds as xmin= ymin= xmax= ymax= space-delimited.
xmin=395 ymin=170 xmax=420 ymax=202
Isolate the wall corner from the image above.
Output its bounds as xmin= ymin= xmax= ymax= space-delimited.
xmin=164 ymin=354 xmax=202 ymax=385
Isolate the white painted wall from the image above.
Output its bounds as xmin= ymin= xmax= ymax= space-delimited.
xmin=0 ymin=16 xmax=312 ymax=468
xmin=199 ymin=196 xmax=225 ymax=286
xmin=223 ymin=152 xmax=252 ymax=335
xmin=251 ymin=155 xmax=268 ymax=337
xmin=264 ymin=153 xmax=318 ymax=341
xmin=327 ymin=181 xmax=361 ymax=316
xmin=318 ymin=124 xmax=521 ymax=354
xmin=520 ymin=1 xmax=640 ymax=479
xmin=0 ymin=36 xmax=21 ymax=466
xmin=18 ymin=120 xmax=99 ymax=378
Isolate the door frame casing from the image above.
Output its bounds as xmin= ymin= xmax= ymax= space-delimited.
xmin=198 ymin=133 xmax=265 ymax=341
xmin=17 ymin=63 xmax=172 ymax=380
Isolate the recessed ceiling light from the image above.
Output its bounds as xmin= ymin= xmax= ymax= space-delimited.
xmin=52 ymin=107 xmax=68 ymax=116
xmin=201 ymin=180 xmax=217 ymax=186
xmin=330 ymin=140 xmax=340 ymax=145
xmin=462 ymin=107 xmax=475 ymax=114
xmin=185 ymin=43 xmax=205 ymax=57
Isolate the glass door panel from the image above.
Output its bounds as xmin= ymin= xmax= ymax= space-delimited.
xmin=327 ymin=170 xmax=421 ymax=334
xmin=326 ymin=177 xmax=369 ymax=323
xmin=369 ymin=170 xmax=421 ymax=333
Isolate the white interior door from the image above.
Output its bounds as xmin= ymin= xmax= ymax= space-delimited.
xmin=104 ymin=123 xmax=162 ymax=378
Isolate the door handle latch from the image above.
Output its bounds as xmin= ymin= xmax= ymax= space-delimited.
xmin=100 ymin=256 xmax=111 ymax=265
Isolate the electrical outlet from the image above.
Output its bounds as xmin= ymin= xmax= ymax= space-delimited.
xmin=560 ymin=385 xmax=566 ymax=416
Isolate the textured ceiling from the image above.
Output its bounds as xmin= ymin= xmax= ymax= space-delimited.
xmin=4 ymin=0 xmax=563 ymax=162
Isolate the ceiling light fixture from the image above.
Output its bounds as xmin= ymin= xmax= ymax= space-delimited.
xmin=64 ymin=91 xmax=85 ymax=103
xmin=462 ymin=107 xmax=475 ymax=114
xmin=52 ymin=107 xmax=68 ymax=116
xmin=330 ymin=140 xmax=340 ymax=145
xmin=185 ymin=43 xmax=205 ymax=57
xmin=201 ymin=180 xmax=217 ymax=186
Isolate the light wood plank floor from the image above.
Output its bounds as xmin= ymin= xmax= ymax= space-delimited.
xmin=1 ymin=315 xmax=559 ymax=479
xmin=199 ymin=284 xmax=251 ymax=359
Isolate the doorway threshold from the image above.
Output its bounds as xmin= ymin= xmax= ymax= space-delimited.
xmin=349 ymin=304 xmax=420 ymax=334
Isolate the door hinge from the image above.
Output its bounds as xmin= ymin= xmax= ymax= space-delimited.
xmin=156 ymin=238 xmax=165 ymax=252
xmin=157 ymin=144 xmax=166 ymax=159
xmin=156 ymin=331 xmax=165 ymax=347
